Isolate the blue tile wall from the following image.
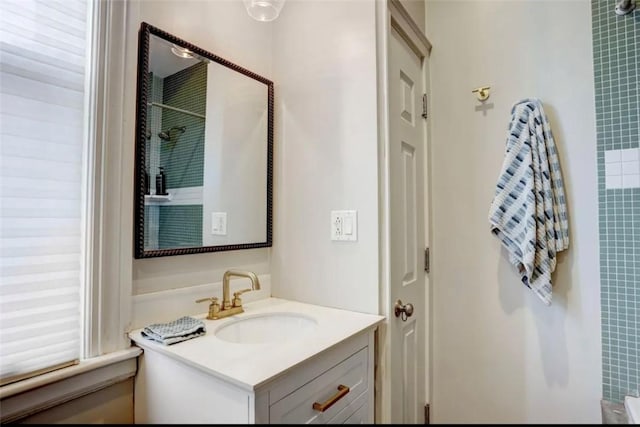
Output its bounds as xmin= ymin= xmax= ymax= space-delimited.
xmin=158 ymin=205 xmax=203 ymax=249
xmin=144 ymin=61 xmax=207 ymax=250
xmin=591 ymin=0 xmax=640 ymax=404
xmin=161 ymin=62 xmax=206 ymax=189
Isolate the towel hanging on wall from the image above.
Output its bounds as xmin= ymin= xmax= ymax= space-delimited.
xmin=488 ymin=98 xmax=569 ymax=305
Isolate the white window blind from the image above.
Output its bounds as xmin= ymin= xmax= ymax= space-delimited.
xmin=0 ymin=0 xmax=91 ymax=385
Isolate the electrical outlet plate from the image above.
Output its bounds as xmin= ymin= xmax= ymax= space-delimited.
xmin=331 ymin=210 xmax=357 ymax=241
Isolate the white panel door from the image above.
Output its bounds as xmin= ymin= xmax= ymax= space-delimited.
xmin=388 ymin=25 xmax=428 ymax=424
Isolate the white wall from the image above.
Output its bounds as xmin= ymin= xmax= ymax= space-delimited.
xmin=17 ymin=380 xmax=134 ymax=424
xmin=203 ymin=62 xmax=268 ymax=246
xmin=270 ymin=0 xmax=380 ymax=314
xmin=426 ymin=0 xmax=601 ymax=423
xmin=124 ymin=0 xmax=274 ymax=302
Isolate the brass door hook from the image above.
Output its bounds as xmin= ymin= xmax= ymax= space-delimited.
xmin=472 ymin=86 xmax=491 ymax=102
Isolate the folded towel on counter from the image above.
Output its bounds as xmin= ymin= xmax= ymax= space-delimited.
xmin=488 ymin=98 xmax=569 ymax=305
xmin=141 ymin=316 xmax=206 ymax=345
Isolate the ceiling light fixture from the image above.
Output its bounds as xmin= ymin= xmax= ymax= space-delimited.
xmin=171 ymin=44 xmax=194 ymax=59
xmin=243 ymin=0 xmax=285 ymax=22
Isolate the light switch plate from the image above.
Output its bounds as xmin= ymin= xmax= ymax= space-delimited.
xmin=331 ymin=210 xmax=357 ymax=241
xmin=211 ymin=212 xmax=227 ymax=235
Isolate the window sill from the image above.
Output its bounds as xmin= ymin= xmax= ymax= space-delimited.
xmin=0 ymin=347 xmax=142 ymax=423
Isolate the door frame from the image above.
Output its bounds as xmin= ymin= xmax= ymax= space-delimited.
xmin=375 ymin=0 xmax=432 ymax=423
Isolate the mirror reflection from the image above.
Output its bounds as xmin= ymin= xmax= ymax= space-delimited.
xmin=135 ymin=23 xmax=273 ymax=258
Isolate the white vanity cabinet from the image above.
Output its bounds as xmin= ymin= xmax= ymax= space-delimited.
xmin=130 ymin=298 xmax=383 ymax=424
xmin=263 ymin=331 xmax=374 ymax=424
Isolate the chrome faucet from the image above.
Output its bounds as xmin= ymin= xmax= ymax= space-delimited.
xmin=197 ymin=269 xmax=260 ymax=320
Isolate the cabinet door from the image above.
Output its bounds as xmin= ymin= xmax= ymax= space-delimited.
xmin=269 ymin=347 xmax=368 ymax=424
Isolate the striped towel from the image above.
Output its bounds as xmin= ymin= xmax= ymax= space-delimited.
xmin=488 ymin=98 xmax=569 ymax=305
xmin=141 ymin=316 xmax=206 ymax=345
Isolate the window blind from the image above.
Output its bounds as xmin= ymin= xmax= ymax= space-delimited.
xmin=0 ymin=0 xmax=90 ymax=385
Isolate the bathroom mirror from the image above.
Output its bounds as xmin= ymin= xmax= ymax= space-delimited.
xmin=134 ymin=22 xmax=273 ymax=258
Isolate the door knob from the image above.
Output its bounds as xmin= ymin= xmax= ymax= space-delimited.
xmin=394 ymin=299 xmax=414 ymax=321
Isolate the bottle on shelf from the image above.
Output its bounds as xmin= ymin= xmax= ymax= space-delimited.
xmin=155 ymin=167 xmax=167 ymax=196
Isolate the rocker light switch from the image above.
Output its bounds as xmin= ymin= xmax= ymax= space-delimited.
xmin=344 ymin=216 xmax=353 ymax=235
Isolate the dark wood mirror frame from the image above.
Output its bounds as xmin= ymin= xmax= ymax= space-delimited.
xmin=133 ymin=22 xmax=273 ymax=258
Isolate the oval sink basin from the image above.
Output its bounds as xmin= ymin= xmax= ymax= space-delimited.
xmin=214 ymin=312 xmax=318 ymax=344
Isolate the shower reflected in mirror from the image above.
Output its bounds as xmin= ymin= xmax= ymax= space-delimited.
xmin=615 ymin=0 xmax=636 ymax=15
xmin=158 ymin=125 xmax=187 ymax=141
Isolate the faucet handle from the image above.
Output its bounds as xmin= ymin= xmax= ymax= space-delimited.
xmin=196 ymin=296 xmax=218 ymax=304
xmin=196 ymin=297 xmax=220 ymax=320
xmin=231 ymin=289 xmax=253 ymax=308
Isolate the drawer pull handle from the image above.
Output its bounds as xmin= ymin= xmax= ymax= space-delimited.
xmin=312 ymin=385 xmax=350 ymax=412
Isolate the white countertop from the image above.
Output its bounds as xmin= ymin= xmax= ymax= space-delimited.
xmin=128 ymin=297 xmax=384 ymax=391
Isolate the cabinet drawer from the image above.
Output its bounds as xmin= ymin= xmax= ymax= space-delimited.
xmin=342 ymin=400 xmax=368 ymax=424
xmin=326 ymin=390 xmax=368 ymax=424
xmin=269 ymin=347 xmax=368 ymax=424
